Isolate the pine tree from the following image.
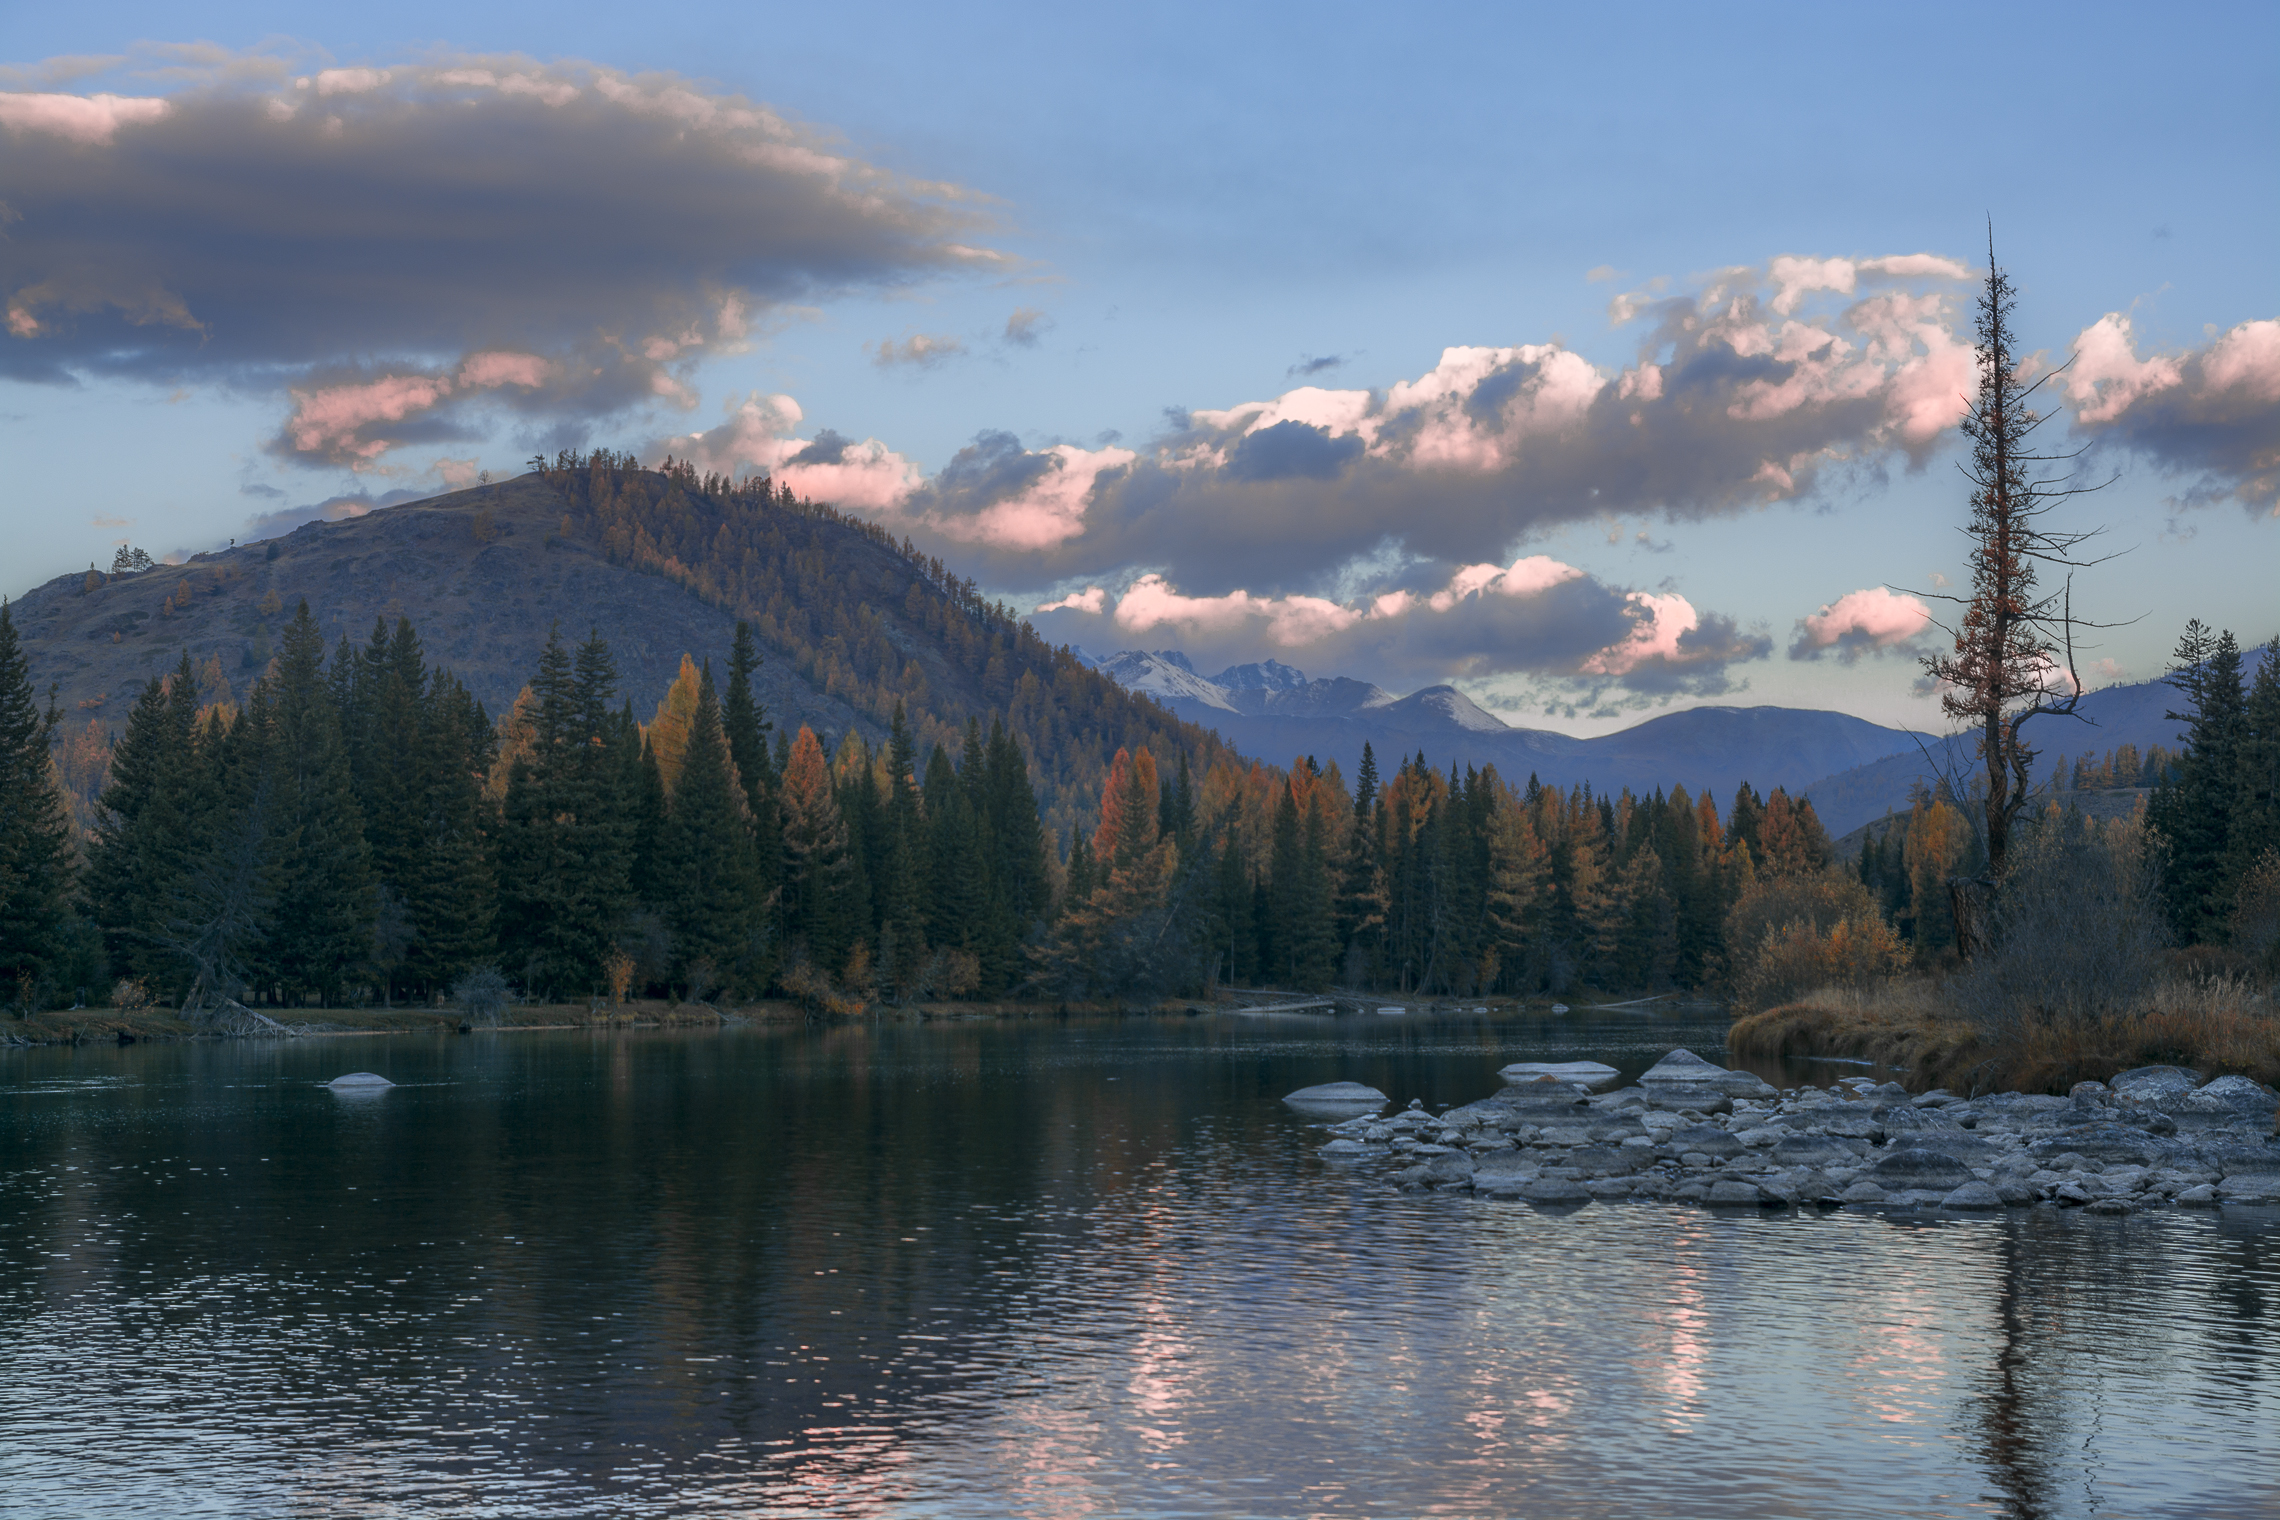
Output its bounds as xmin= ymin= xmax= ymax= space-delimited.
xmin=256 ymin=602 xmax=376 ymax=1004
xmin=0 ymin=603 xmax=75 ymax=1007
xmin=407 ymin=671 xmax=496 ymax=991
xmin=86 ymin=653 xmax=202 ymax=991
xmin=723 ymin=621 xmax=781 ymax=912
xmin=656 ymin=665 xmax=759 ymax=992
xmin=2150 ymin=622 xmax=2249 ymax=941
xmin=779 ymin=726 xmax=853 ymax=973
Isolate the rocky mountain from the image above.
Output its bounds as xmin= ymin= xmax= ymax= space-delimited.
xmin=1091 ymin=648 xmax=1926 ymax=801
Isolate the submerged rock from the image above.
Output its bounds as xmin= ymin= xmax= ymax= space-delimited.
xmin=1498 ymin=1060 xmax=1621 ymax=1089
xmin=1283 ymin=1082 xmax=1389 ymax=1114
xmin=1870 ymin=1149 xmax=1976 ymax=1190
xmin=326 ymin=1073 xmax=394 ymax=1089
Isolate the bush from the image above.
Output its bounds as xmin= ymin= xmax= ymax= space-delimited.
xmin=451 ymin=965 xmax=512 ymax=1028
xmin=1951 ymin=810 xmax=2168 ymax=1035
xmin=1725 ymin=872 xmax=1906 ymax=1010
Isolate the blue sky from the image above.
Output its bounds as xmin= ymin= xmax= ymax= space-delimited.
xmin=4 ymin=1 xmax=2274 ymax=732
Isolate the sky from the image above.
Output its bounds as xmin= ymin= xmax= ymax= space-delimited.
xmin=4 ymin=1 xmax=2275 ymax=735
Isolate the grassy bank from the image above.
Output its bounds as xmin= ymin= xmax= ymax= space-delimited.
xmin=1729 ymin=976 xmax=2280 ymax=1096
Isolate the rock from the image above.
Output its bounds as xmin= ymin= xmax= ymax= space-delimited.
xmin=1770 ymin=1133 xmax=1871 ymax=1167
xmin=2209 ymin=1143 xmax=2280 ymax=1177
xmin=1668 ymin=1124 xmax=1743 ymax=1160
xmin=2086 ymin=1197 xmax=2136 ymax=1215
xmin=2175 ymin=1184 xmax=2220 ymax=1207
xmin=1840 ymin=1180 xmax=1891 ymax=1204
xmin=1875 ymin=1105 xmax=1960 ymax=1141
xmin=1498 ymin=1060 xmax=1621 ymax=1089
xmin=2068 ymin=1080 xmax=2114 ymax=1105
xmin=1911 ymin=1089 xmax=1963 ymax=1108
xmin=1704 ymin=1179 xmax=1768 ymax=1205
xmin=2217 ymin=1175 xmax=2280 ymax=1204
xmin=1811 ymin=1109 xmax=1882 ymax=1140
xmin=2110 ymin=1065 xmax=2201 ymax=1104
xmin=1564 ymin=1145 xmax=1640 ymax=1178
xmin=1317 ymin=1138 xmax=1377 ymax=1158
xmin=1583 ymin=1177 xmax=1637 ymax=1199
xmin=1640 ymin=1048 xmax=1779 ymax=1099
xmin=1282 ymin=1082 xmax=1389 ymax=1114
xmin=1993 ymin=1179 xmax=2038 ymax=1207
xmin=1870 ymin=1148 xmax=1977 ymax=1190
xmin=1941 ymin=1181 xmax=2005 ymax=1210
xmin=2028 ymin=1125 xmax=2160 ymax=1168
xmin=1518 ymin=1179 xmax=1593 ymax=1204
xmin=2052 ymin=1181 xmax=2094 ymax=1206
xmin=2179 ymin=1075 xmax=2280 ymax=1123
xmin=326 ymin=1072 xmax=394 ymax=1089
xmin=1417 ymin=1150 xmax=1475 ymax=1186
xmin=1638 ymin=1083 xmax=1735 ymax=1115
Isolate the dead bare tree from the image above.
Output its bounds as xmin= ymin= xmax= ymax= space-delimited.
xmin=1912 ymin=230 xmax=2123 ymax=948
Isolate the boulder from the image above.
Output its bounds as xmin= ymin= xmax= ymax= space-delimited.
xmin=2175 ymin=1183 xmax=2220 ymax=1207
xmin=1667 ymin=1123 xmax=1744 ymax=1160
xmin=2210 ymin=1143 xmax=2280 ymax=1178
xmin=1563 ymin=1145 xmax=1640 ymax=1178
xmin=1518 ymin=1179 xmax=1593 ymax=1204
xmin=1911 ymin=1089 xmax=1963 ymax=1108
xmin=2109 ymin=1065 xmax=2201 ymax=1104
xmin=1870 ymin=1148 xmax=1977 ymax=1190
xmin=1770 ymin=1133 xmax=1871 ymax=1167
xmin=1940 ymin=1181 xmax=2005 ymax=1210
xmin=2028 ymin=1125 xmax=2158 ymax=1168
xmin=1317 ymin=1138 xmax=1377 ymax=1158
xmin=1639 ymin=1048 xmax=1779 ymax=1099
xmin=326 ymin=1072 xmax=393 ymax=1089
xmin=1417 ymin=1150 xmax=1476 ymax=1186
xmin=1707 ymin=1179 xmax=1770 ymax=1206
xmin=1637 ymin=1083 xmax=1734 ymax=1115
xmin=2086 ymin=1197 xmax=2137 ymax=1215
xmin=1839 ymin=1180 xmax=1891 ymax=1204
xmin=2178 ymin=1075 xmax=2280 ymax=1123
xmin=1583 ymin=1177 xmax=1637 ymax=1199
xmin=1498 ymin=1060 xmax=1621 ymax=1090
xmin=1282 ymin=1082 xmax=1389 ymax=1115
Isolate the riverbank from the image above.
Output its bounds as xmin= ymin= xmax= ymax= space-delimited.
xmin=1728 ymin=977 xmax=2280 ymax=1095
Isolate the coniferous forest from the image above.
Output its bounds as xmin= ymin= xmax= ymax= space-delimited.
xmin=2 ymin=467 xmax=2274 ymax=1016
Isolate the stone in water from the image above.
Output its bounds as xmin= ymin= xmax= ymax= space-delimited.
xmin=1283 ymin=1081 xmax=1388 ymax=1114
xmin=327 ymin=1072 xmax=394 ymax=1090
xmin=1498 ymin=1060 xmax=1620 ymax=1090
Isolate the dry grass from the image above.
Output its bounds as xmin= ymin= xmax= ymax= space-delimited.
xmin=1729 ymin=974 xmax=2280 ymax=1096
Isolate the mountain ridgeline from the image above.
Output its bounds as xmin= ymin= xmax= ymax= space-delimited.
xmin=14 ymin=455 xmax=1243 ymax=854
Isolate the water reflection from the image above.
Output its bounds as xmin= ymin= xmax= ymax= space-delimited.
xmin=0 ymin=1014 xmax=2275 ymax=1518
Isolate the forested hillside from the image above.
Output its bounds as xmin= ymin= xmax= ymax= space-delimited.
xmin=11 ymin=455 xmax=1241 ymax=850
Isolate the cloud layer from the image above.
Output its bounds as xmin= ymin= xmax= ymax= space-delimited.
xmin=1 ymin=51 xmax=999 ymax=466
xmin=2064 ymin=315 xmax=2280 ymax=513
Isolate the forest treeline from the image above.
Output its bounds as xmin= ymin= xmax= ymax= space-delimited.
xmin=6 ymin=594 xmax=1872 ymax=1011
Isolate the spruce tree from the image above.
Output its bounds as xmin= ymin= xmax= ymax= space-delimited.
xmin=0 ymin=604 xmax=75 ymax=1007
xmin=86 ymin=653 xmax=202 ymax=993
xmin=779 ymin=726 xmax=853 ymax=973
xmin=2150 ymin=622 xmax=2249 ymax=941
xmin=656 ymin=665 xmax=759 ymax=992
xmin=724 ymin=621 xmax=781 ymax=911
xmin=407 ymin=671 xmax=497 ymax=992
xmin=257 ymin=601 xmax=375 ymax=1004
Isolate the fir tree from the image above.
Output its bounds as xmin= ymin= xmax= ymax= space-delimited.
xmin=2150 ymin=622 xmax=2249 ymax=941
xmin=256 ymin=602 xmax=375 ymax=1004
xmin=656 ymin=665 xmax=760 ymax=992
xmin=86 ymin=653 xmax=202 ymax=991
xmin=0 ymin=604 xmax=75 ymax=1006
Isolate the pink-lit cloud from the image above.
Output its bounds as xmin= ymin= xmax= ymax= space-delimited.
xmin=1789 ymin=586 xmax=1933 ymax=662
xmin=2063 ymin=315 xmax=2280 ymax=513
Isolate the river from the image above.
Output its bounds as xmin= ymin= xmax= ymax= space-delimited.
xmin=3 ymin=1009 xmax=2275 ymax=1517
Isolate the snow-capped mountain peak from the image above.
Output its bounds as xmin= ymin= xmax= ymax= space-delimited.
xmin=1211 ymin=659 xmax=1310 ymax=693
xmin=1095 ymin=649 xmax=1235 ymax=710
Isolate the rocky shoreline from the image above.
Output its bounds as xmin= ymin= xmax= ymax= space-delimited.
xmin=1291 ymin=1049 xmax=2280 ymax=1213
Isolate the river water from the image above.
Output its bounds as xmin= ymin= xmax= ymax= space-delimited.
xmin=2 ymin=1010 xmax=2275 ymax=1518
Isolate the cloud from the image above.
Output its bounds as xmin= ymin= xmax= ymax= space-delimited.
xmin=1788 ymin=586 xmax=1933 ymax=662
xmin=1027 ymin=554 xmax=1768 ymax=698
xmin=1 ymin=52 xmax=999 ymax=466
xmin=864 ymin=253 xmax=1983 ymax=602
xmin=239 ymin=486 xmax=426 ymax=543
xmin=1287 ymin=353 xmax=1345 ymax=377
xmin=1003 ymin=307 xmax=1050 ymax=347
xmin=2063 ymin=314 xmax=2280 ymax=512
xmin=655 ymin=393 xmax=924 ymax=512
xmin=872 ymin=332 xmax=967 ymax=368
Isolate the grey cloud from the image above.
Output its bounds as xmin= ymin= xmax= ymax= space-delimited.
xmin=1287 ymin=353 xmax=1344 ymax=377
xmin=873 ymin=333 xmax=968 ymax=368
xmin=1004 ymin=307 xmax=1051 ymax=347
xmin=2071 ymin=327 xmax=2280 ymax=513
xmin=1 ymin=55 xmax=998 ymax=460
xmin=914 ymin=430 xmax=1058 ymax=515
xmin=1223 ymin=420 xmax=1364 ymax=482
xmin=787 ymin=428 xmax=855 ymax=467
xmin=238 ymin=486 xmax=424 ymax=544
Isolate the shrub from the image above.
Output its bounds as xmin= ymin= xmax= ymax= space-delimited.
xmin=1951 ymin=810 xmax=2168 ymax=1035
xmin=111 ymin=977 xmax=153 ymax=1013
xmin=1725 ymin=871 xmax=1906 ymax=1009
xmin=451 ymin=965 xmax=512 ymax=1028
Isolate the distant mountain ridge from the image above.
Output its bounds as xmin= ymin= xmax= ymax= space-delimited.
xmin=1090 ymin=647 xmax=1928 ymax=803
